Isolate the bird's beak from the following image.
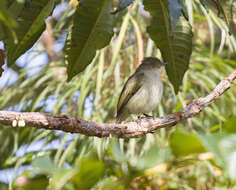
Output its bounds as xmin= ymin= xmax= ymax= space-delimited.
xmin=163 ymin=62 xmax=168 ymax=66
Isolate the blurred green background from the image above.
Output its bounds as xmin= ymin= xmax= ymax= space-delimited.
xmin=0 ymin=0 xmax=236 ymax=189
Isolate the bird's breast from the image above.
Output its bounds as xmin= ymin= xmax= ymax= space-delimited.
xmin=144 ymin=74 xmax=163 ymax=108
xmin=126 ymin=73 xmax=163 ymax=114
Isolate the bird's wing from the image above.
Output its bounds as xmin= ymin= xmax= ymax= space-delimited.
xmin=117 ymin=72 xmax=144 ymax=116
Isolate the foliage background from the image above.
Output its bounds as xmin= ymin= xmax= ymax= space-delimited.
xmin=0 ymin=0 xmax=236 ymax=189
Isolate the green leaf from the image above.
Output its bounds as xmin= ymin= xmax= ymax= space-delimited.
xmin=95 ymin=176 xmax=125 ymax=190
xmin=5 ymin=0 xmax=55 ymax=66
xmin=199 ymin=0 xmax=208 ymax=9
xmin=177 ymin=0 xmax=189 ymax=21
xmin=200 ymin=0 xmax=234 ymax=33
xmin=109 ymin=138 xmax=127 ymax=163
xmin=218 ymin=0 xmax=235 ymax=34
xmin=222 ymin=116 xmax=236 ymax=133
xmin=65 ymin=0 xmax=113 ymax=81
xmin=135 ymin=145 xmax=171 ymax=170
xmin=73 ymin=158 xmax=105 ymax=190
xmin=198 ymin=134 xmax=225 ymax=166
xmin=0 ymin=0 xmax=18 ymax=41
xmin=219 ymin=134 xmax=236 ymax=181
xmin=143 ymin=0 xmax=193 ymax=93
xmin=17 ymin=175 xmax=48 ymax=190
xmin=170 ymin=131 xmax=206 ymax=157
xmin=32 ymin=155 xmax=61 ymax=175
xmin=199 ymin=134 xmax=236 ymax=182
xmin=0 ymin=127 xmax=15 ymax=165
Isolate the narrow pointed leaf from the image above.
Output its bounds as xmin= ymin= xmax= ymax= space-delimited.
xmin=143 ymin=0 xmax=193 ymax=93
xmin=200 ymin=0 xmax=235 ymax=32
xmin=218 ymin=0 xmax=235 ymax=33
xmin=65 ymin=0 xmax=113 ymax=81
xmin=5 ymin=0 xmax=55 ymax=66
xmin=0 ymin=0 xmax=18 ymax=41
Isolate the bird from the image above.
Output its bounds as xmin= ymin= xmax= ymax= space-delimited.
xmin=116 ymin=57 xmax=167 ymax=123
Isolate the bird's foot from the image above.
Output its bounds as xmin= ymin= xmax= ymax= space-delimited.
xmin=137 ymin=115 xmax=142 ymax=119
xmin=143 ymin=113 xmax=154 ymax=118
xmin=143 ymin=113 xmax=153 ymax=118
xmin=136 ymin=115 xmax=155 ymax=134
xmin=137 ymin=114 xmax=154 ymax=121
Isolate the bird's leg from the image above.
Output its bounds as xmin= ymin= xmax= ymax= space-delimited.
xmin=137 ymin=115 xmax=142 ymax=119
xmin=153 ymin=112 xmax=157 ymax=118
xmin=137 ymin=115 xmax=145 ymax=123
xmin=136 ymin=114 xmax=155 ymax=133
xmin=138 ymin=114 xmax=146 ymax=120
xmin=143 ymin=113 xmax=155 ymax=134
xmin=137 ymin=113 xmax=153 ymax=119
xmin=143 ymin=113 xmax=153 ymax=118
xmin=131 ymin=115 xmax=137 ymax=122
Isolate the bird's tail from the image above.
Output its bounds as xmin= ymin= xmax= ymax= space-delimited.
xmin=115 ymin=115 xmax=122 ymax=123
xmin=115 ymin=110 xmax=128 ymax=123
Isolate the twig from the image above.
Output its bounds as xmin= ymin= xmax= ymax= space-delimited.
xmin=0 ymin=70 xmax=236 ymax=138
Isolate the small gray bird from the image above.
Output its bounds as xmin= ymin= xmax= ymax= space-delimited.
xmin=116 ymin=57 xmax=167 ymax=123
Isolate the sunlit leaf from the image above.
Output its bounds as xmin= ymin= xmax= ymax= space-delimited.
xmin=170 ymin=131 xmax=206 ymax=157
xmin=219 ymin=135 xmax=236 ymax=181
xmin=222 ymin=116 xmax=236 ymax=133
xmin=73 ymin=158 xmax=105 ymax=190
xmin=109 ymin=138 xmax=127 ymax=162
xmin=17 ymin=175 xmax=48 ymax=190
xmin=5 ymin=0 xmax=55 ymax=66
xmin=200 ymin=134 xmax=236 ymax=182
xmin=135 ymin=145 xmax=171 ymax=170
xmin=94 ymin=176 xmax=125 ymax=190
xmin=199 ymin=0 xmax=235 ymax=32
xmin=219 ymin=0 xmax=236 ymax=34
xmin=198 ymin=134 xmax=225 ymax=166
xmin=0 ymin=127 xmax=15 ymax=165
xmin=0 ymin=0 xmax=18 ymax=41
xmin=65 ymin=0 xmax=113 ymax=80
xmin=143 ymin=0 xmax=193 ymax=93
xmin=32 ymin=155 xmax=61 ymax=174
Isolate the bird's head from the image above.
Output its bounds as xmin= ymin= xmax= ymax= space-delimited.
xmin=137 ymin=57 xmax=167 ymax=74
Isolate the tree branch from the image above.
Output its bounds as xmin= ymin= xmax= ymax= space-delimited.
xmin=0 ymin=70 xmax=236 ymax=138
